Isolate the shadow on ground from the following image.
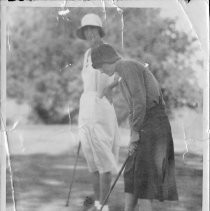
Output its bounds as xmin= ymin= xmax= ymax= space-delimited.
xmin=6 ymin=147 xmax=202 ymax=211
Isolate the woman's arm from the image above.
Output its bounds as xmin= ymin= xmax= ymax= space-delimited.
xmin=106 ymin=72 xmax=121 ymax=91
xmin=99 ymin=73 xmax=121 ymax=103
xmin=108 ymin=75 xmax=120 ymax=89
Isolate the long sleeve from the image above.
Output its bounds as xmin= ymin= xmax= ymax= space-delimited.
xmin=123 ymin=62 xmax=146 ymax=134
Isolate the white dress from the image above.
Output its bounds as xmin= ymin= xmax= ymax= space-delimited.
xmin=78 ymin=49 xmax=120 ymax=174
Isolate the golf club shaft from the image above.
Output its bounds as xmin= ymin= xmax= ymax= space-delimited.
xmin=100 ymin=155 xmax=130 ymax=211
xmin=66 ymin=141 xmax=81 ymax=206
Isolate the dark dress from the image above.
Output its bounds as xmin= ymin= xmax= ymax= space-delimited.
xmin=113 ymin=59 xmax=178 ymax=201
xmin=124 ymin=99 xmax=178 ymax=201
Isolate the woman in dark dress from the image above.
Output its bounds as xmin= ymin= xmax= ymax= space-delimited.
xmin=91 ymin=44 xmax=178 ymax=211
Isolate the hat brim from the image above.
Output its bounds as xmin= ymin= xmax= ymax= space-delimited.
xmin=93 ymin=57 xmax=121 ymax=69
xmin=76 ymin=25 xmax=105 ymax=40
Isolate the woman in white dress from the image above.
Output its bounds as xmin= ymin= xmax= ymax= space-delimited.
xmin=76 ymin=14 xmax=120 ymax=211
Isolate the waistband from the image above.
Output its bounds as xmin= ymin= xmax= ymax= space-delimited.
xmin=146 ymin=104 xmax=165 ymax=114
xmin=145 ymin=98 xmax=166 ymax=119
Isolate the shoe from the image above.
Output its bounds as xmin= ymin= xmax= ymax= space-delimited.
xmin=82 ymin=196 xmax=96 ymax=211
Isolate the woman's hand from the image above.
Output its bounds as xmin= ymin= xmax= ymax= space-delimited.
xmin=128 ymin=141 xmax=138 ymax=156
xmin=114 ymin=72 xmax=121 ymax=83
xmin=99 ymin=73 xmax=121 ymax=103
xmin=100 ymin=86 xmax=113 ymax=104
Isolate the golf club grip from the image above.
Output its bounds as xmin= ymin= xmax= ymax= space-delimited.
xmin=65 ymin=142 xmax=81 ymax=206
xmin=100 ymin=156 xmax=129 ymax=211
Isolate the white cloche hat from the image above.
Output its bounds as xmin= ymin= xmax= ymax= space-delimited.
xmin=76 ymin=13 xmax=105 ymax=40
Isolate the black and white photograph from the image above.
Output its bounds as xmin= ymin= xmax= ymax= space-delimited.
xmin=0 ymin=1 xmax=209 ymax=211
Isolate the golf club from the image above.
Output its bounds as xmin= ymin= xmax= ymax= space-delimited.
xmin=100 ymin=155 xmax=130 ymax=211
xmin=65 ymin=141 xmax=81 ymax=207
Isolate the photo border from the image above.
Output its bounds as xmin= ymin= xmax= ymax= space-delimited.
xmin=0 ymin=1 xmax=209 ymax=211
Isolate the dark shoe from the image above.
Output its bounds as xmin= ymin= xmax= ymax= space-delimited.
xmin=82 ymin=196 xmax=96 ymax=211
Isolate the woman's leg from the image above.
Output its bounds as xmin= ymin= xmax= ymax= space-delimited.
xmin=91 ymin=171 xmax=100 ymax=201
xmin=100 ymin=172 xmax=112 ymax=207
xmin=125 ymin=193 xmax=138 ymax=211
xmin=138 ymin=199 xmax=152 ymax=211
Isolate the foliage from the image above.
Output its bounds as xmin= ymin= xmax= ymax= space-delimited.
xmin=7 ymin=7 xmax=202 ymax=124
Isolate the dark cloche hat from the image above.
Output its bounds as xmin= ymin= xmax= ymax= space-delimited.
xmin=91 ymin=44 xmax=121 ymax=69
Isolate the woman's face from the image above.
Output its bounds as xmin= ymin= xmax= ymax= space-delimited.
xmin=83 ymin=26 xmax=101 ymax=45
xmin=100 ymin=63 xmax=116 ymax=76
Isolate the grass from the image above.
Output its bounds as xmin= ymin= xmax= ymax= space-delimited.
xmin=5 ymin=108 xmax=203 ymax=211
xmin=6 ymin=146 xmax=202 ymax=211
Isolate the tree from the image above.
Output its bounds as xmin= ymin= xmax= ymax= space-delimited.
xmin=105 ymin=8 xmax=202 ymax=119
xmin=7 ymin=7 xmax=202 ymax=124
